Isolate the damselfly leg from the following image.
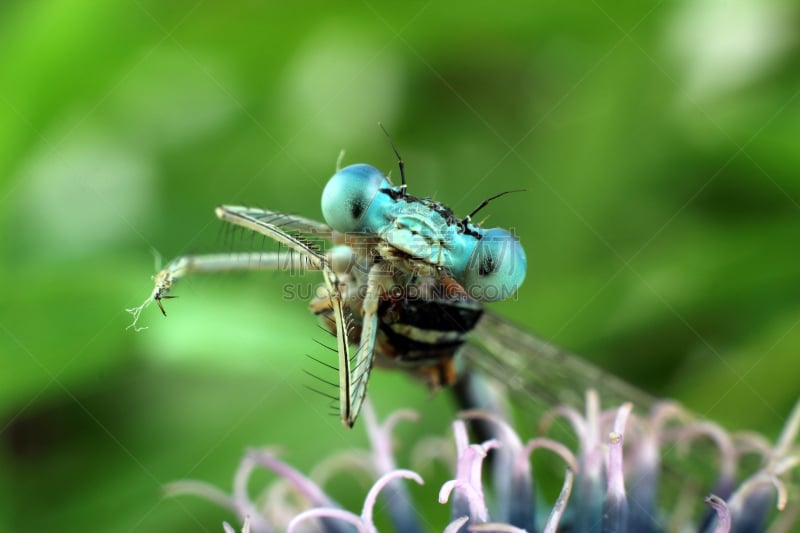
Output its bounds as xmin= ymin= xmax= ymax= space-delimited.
xmin=129 ymin=205 xmax=391 ymax=428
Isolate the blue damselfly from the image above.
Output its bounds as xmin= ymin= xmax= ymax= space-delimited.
xmin=128 ymin=154 xmax=652 ymax=428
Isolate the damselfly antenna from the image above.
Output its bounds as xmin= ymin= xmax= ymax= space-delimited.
xmin=378 ymin=123 xmax=406 ymax=195
xmin=462 ymin=189 xmax=526 ymax=225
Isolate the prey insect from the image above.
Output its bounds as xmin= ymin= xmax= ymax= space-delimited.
xmin=130 ymin=155 xmax=526 ymax=428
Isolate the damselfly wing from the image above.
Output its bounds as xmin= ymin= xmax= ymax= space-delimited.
xmin=463 ymin=312 xmax=656 ymax=413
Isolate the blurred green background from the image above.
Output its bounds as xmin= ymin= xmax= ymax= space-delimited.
xmin=1 ymin=0 xmax=799 ymax=531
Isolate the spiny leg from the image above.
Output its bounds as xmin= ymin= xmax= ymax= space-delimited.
xmin=317 ymin=266 xmax=356 ymax=427
xmin=342 ymin=262 xmax=393 ymax=427
xmin=216 ymin=205 xmax=370 ymax=428
xmin=214 ymin=207 xmax=358 ymax=427
xmin=126 ymin=251 xmax=323 ymax=330
xmin=135 ymin=204 xmax=363 ymax=428
xmin=128 ymin=206 xmax=332 ymax=330
xmin=129 ymin=204 xmax=368 ymax=428
xmin=217 ymin=205 xmax=379 ymax=426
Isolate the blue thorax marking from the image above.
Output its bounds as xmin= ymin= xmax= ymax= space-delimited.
xmin=321 ymin=163 xmax=526 ymax=302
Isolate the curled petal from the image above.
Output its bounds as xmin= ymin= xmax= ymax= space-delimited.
xmin=731 ymin=431 xmax=773 ymax=459
xmin=165 ymin=481 xmax=236 ymax=513
xmin=361 ymin=469 xmax=424 ymax=527
xmin=263 ymin=479 xmax=310 ymax=528
xmin=522 ymin=437 xmax=580 ymax=473
xmin=460 ymin=410 xmax=524 ymax=451
xmin=232 ymin=456 xmax=261 ymax=521
xmin=443 ymin=516 xmax=469 ymax=533
xmin=469 ymin=440 xmax=500 ymax=487
xmin=728 ymin=471 xmax=789 ymax=515
xmin=543 ymin=469 xmax=574 ymax=533
xmin=363 ymin=402 xmax=419 ymax=474
xmin=448 ymin=418 xmax=498 ymax=518
xmin=362 ymin=405 xmax=426 ymax=533
xmin=439 ymin=480 xmax=488 ymax=522
xmin=439 ymin=479 xmax=460 ymax=503
xmin=309 ymin=449 xmax=375 ymax=487
xmin=649 ymin=401 xmax=691 ymax=433
xmin=246 ymin=449 xmax=337 ymax=508
xmin=287 ymin=508 xmax=369 ymax=533
xmin=674 ymin=421 xmax=737 ymax=481
xmin=704 ymin=494 xmax=731 ymax=533
xmin=382 ymin=408 xmax=421 ymax=436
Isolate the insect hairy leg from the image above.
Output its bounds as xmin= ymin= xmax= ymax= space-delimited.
xmin=341 ymin=262 xmax=394 ymax=427
xmin=319 ymin=265 xmax=356 ymax=427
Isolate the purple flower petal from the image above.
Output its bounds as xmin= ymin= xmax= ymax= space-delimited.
xmin=543 ymin=469 xmax=574 ymax=533
xmin=704 ymin=494 xmax=732 ymax=533
xmin=361 ymin=469 xmax=424 ymax=527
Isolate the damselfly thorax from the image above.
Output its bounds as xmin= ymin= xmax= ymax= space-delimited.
xmin=309 ymin=237 xmax=484 ymax=392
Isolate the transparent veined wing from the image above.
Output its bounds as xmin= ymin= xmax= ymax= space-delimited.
xmin=462 ymin=312 xmax=656 ymax=413
xmin=222 ymin=207 xmax=333 ymax=237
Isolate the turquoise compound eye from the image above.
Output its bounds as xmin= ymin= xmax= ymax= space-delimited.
xmin=462 ymin=228 xmax=526 ymax=302
xmin=321 ymin=164 xmax=392 ymax=233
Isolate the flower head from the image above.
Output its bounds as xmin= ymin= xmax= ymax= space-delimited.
xmin=167 ymin=394 xmax=800 ymax=532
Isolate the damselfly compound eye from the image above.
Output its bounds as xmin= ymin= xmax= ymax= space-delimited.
xmin=462 ymin=228 xmax=526 ymax=302
xmin=321 ymin=164 xmax=394 ymax=233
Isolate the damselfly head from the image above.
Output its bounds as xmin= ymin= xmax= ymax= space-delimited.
xmin=320 ymin=162 xmax=527 ymax=302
